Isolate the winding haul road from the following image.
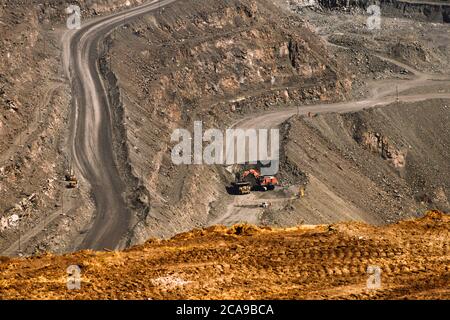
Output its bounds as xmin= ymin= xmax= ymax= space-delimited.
xmin=62 ymin=0 xmax=175 ymax=250
xmin=61 ymin=0 xmax=450 ymax=248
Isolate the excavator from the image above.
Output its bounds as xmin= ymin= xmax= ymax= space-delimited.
xmin=231 ymin=168 xmax=279 ymax=194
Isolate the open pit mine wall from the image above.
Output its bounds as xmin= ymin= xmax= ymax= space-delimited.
xmin=318 ymin=0 xmax=450 ymax=23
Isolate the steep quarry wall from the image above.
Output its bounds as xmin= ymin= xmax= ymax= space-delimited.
xmin=0 ymin=0 xmax=148 ymax=254
xmin=317 ymin=0 xmax=450 ymax=23
xmin=274 ymin=100 xmax=450 ymax=227
xmin=0 ymin=0 xmax=146 ymax=152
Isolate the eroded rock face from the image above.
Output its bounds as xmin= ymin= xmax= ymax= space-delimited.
xmin=390 ymin=41 xmax=430 ymax=64
xmin=359 ymin=131 xmax=407 ymax=169
xmin=316 ymin=0 xmax=450 ymax=23
xmin=277 ymin=102 xmax=450 ymax=226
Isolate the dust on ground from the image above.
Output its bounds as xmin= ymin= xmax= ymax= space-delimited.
xmin=0 ymin=211 xmax=448 ymax=299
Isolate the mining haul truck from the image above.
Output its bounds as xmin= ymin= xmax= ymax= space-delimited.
xmin=231 ymin=181 xmax=252 ymax=195
xmin=230 ymin=169 xmax=279 ymax=194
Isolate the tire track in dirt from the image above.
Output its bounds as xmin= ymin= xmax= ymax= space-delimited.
xmin=1 ymin=211 xmax=448 ymax=299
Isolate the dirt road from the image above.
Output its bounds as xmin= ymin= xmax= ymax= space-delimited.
xmin=236 ymin=54 xmax=450 ymax=131
xmin=62 ymin=0 xmax=176 ymax=250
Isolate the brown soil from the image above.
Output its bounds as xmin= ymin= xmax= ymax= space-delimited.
xmin=0 ymin=210 xmax=448 ymax=300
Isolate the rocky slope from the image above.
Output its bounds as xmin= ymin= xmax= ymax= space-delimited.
xmin=317 ymin=0 xmax=450 ymax=23
xmin=0 ymin=0 xmax=146 ymax=255
xmin=270 ymin=100 xmax=450 ymax=227
xmin=106 ymin=0 xmax=352 ymax=243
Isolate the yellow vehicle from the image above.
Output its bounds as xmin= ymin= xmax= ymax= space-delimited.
xmin=65 ymin=173 xmax=78 ymax=189
xmin=231 ymin=182 xmax=251 ymax=195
